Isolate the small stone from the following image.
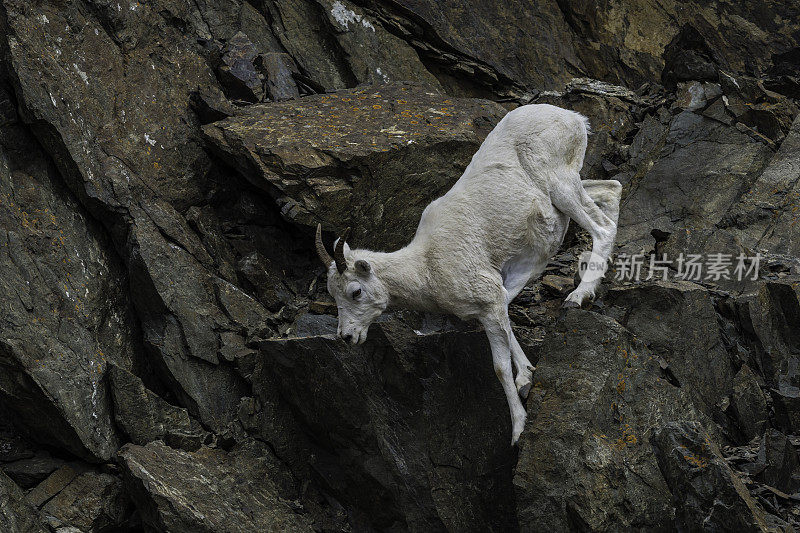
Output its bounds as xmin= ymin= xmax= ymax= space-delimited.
xmin=236 ymin=251 xmax=293 ymax=312
xmin=702 ymin=97 xmax=735 ymax=124
xmin=308 ymin=300 xmax=337 ymax=315
xmin=675 ymin=81 xmax=707 ymax=111
xmin=541 ymin=274 xmax=574 ymax=295
xmin=27 ymin=465 xmax=84 ymax=509
xmin=1 ymin=452 xmax=65 ymax=489
xmin=601 ymin=159 xmax=618 ymax=173
xmin=217 ymin=32 xmax=264 ymax=102
xmin=189 ymin=85 xmax=236 ymax=124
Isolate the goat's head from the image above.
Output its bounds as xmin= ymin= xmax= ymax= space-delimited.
xmin=316 ymin=224 xmax=388 ymax=345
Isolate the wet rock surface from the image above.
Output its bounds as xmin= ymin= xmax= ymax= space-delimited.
xmin=0 ymin=0 xmax=798 ymax=531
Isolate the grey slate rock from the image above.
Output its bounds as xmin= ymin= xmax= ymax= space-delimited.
xmin=0 ymin=470 xmax=47 ymax=533
xmin=107 ymin=364 xmax=209 ymax=451
xmin=756 ymin=429 xmax=800 ymax=494
xmin=652 ymin=421 xmax=769 ymax=532
xmin=118 ymin=441 xmax=313 ymax=533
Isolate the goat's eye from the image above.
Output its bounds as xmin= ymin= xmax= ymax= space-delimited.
xmin=351 ymin=288 xmax=362 ymax=299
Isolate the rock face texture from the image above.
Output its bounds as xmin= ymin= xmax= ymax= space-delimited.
xmin=0 ymin=102 xmax=140 ymax=463
xmin=652 ymin=421 xmax=769 ymax=532
xmin=0 ymin=470 xmax=47 ymax=533
xmin=255 ymin=317 xmax=519 ymax=531
xmin=0 ymin=0 xmax=798 ymax=531
xmin=514 ymin=310 xmax=704 ymax=531
xmin=202 ymin=83 xmax=506 ymax=248
xmin=119 ymin=441 xmax=313 ymax=532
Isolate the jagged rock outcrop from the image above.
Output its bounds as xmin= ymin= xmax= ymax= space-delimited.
xmin=203 ymin=82 xmax=507 ymax=248
xmin=616 ymin=109 xmax=773 ymax=251
xmin=513 ymin=309 xmax=705 ymax=531
xmin=725 ymin=113 xmax=800 ymax=261
xmin=653 ymin=421 xmax=769 ymax=532
xmin=1 ymin=452 xmax=64 ymax=490
xmin=604 ymin=281 xmax=737 ymax=417
xmin=107 ymin=364 xmax=210 ymax=450
xmin=0 ymin=470 xmax=47 ymax=533
xmin=723 ymin=364 xmax=769 ymax=443
xmin=252 ymin=316 xmax=519 ymax=532
xmin=119 ymin=440 xmax=313 ymax=532
xmin=740 ymin=280 xmax=800 ymax=393
xmin=38 ymin=470 xmax=131 ymax=532
xmin=0 ymin=112 xmax=141 ymax=462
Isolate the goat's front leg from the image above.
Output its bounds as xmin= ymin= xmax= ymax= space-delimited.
xmin=480 ymin=306 xmax=527 ymax=445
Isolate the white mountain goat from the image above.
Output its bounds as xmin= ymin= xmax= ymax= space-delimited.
xmin=315 ymin=104 xmax=622 ymax=444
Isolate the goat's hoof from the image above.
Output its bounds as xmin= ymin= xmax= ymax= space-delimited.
xmin=561 ymin=300 xmax=581 ymax=309
xmin=518 ymin=382 xmax=532 ymax=399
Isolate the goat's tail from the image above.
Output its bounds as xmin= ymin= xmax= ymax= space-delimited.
xmin=566 ymin=112 xmax=590 ymax=171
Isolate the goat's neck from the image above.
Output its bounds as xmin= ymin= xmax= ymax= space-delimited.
xmin=359 ymin=244 xmax=433 ymax=312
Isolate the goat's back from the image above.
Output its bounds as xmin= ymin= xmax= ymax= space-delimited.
xmin=412 ymin=104 xmax=586 ymax=267
xmin=477 ymin=103 xmax=589 ymax=174
xmin=440 ymin=104 xmax=589 ymax=204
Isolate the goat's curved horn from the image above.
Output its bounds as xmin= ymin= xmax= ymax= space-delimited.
xmin=334 ymin=227 xmax=351 ymax=274
xmin=315 ymin=224 xmax=334 ymax=268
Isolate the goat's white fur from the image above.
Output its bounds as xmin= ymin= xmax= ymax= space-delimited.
xmin=323 ymin=104 xmax=622 ymax=444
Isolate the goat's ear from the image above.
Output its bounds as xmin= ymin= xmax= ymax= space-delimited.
xmin=354 ymin=259 xmax=371 ymax=277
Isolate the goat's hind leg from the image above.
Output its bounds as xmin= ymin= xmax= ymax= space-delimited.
xmin=551 ymin=174 xmax=621 ymax=307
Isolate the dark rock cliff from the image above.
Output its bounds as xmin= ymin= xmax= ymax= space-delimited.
xmin=0 ymin=0 xmax=798 ymax=531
